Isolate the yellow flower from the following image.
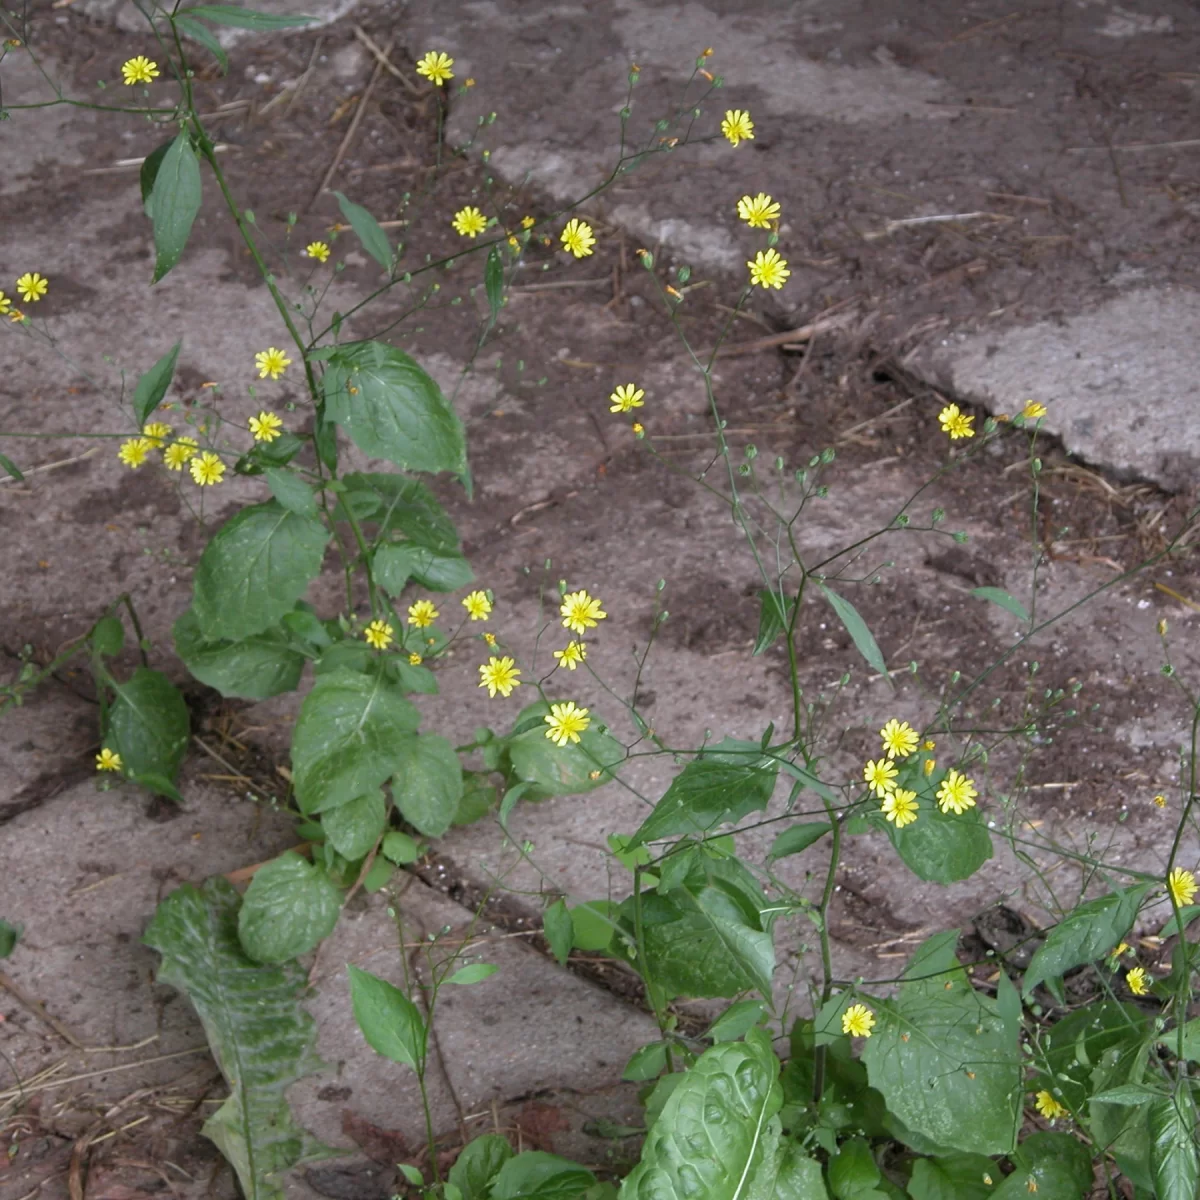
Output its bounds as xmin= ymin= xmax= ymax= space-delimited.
xmin=408 ymin=599 xmax=439 ymax=628
xmin=1168 ymin=867 xmax=1197 ymax=908
xmin=452 ymin=206 xmax=489 ymax=238
xmin=721 ymin=108 xmax=754 ymax=146
xmin=1108 ymin=941 xmax=1131 ymax=967
xmin=747 ymin=248 xmax=789 ymax=290
xmin=96 ymin=747 xmax=123 ymax=772
xmin=632 ymin=422 xmax=645 ymax=438
xmin=1126 ymin=966 xmax=1150 ymax=996
xmin=462 ymin=590 xmax=492 ymax=620
xmin=841 ymin=1003 xmax=875 ymax=1038
xmin=118 ymin=437 xmax=153 ymax=468
xmin=142 ymin=421 xmax=172 ymax=448
xmin=163 ymin=437 xmax=198 ymax=470
xmin=189 ymin=451 xmax=225 ymax=486
xmin=305 ymin=241 xmax=331 ymax=262
xmin=736 ymin=192 xmax=780 ymax=228
xmin=521 ymin=215 xmax=535 ymax=229
xmin=249 ymin=411 xmax=283 ymax=442
xmin=408 ymin=652 xmax=423 ymax=665
xmin=415 ymin=50 xmax=454 ymax=85
xmin=1022 ymin=400 xmax=1047 ymax=421
xmin=560 ymin=218 xmax=596 ymax=258
xmin=553 ymin=641 xmax=587 ymax=671
xmin=880 ymin=718 xmax=919 ymax=760
xmin=938 ymin=403 xmax=975 ymax=440
xmin=364 ymin=619 xmax=394 ymax=650
xmin=121 ymin=55 xmax=159 ymax=85
xmin=881 ymin=788 xmax=919 ymax=828
xmin=479 ymin=655 xmax=521 ymax=698
xmin=561 ymin=589 xmax=607 ymax=635
xmin=544 ymin=700 xmax=590 ymax=747
xmin=255 ymin=348 xmax=292 ymax=380
xmin=464 ymin=77 xmax=475 ymax=87
xmin=0 ymin=291 xmax=11 ymax=314
xmin=15 ymin=272 xmax=48 ymax=302
xmin=937 ymin=768 xmax=978 ymax=814
xmin=483 ymin=631 xmax=497 ymax=646
xmin=1034 ymin=1091 xmax=1069 ymax=1121
xmin=922 ymin=739 xmax=936 ymax=750
xmin=1154 ymin=793 xmax=1167 ymax=808
xmin=863 ymin=758 xmax=898 ymax=798
xmin=508 ymin=235 xmax=520 ymax=248
xmin=609 ymin=383 xmax=645 ymax=413
xmin=8 ymin=308 xmax=26 ymax=323
xmin=924 ymin=758 xmax=936 ymax=776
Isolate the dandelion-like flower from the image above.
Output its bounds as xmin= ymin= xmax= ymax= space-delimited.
xmin=880 ymin=718 xmax=919 ymax=760
xmin=121 ymin=55 xmax=159 ymax=85
xmin=1126 ymin=966 xmax=1150 ymax=996
xmin=479 ymin=655 xmax=521 ymax=698
xmin=881 ymin=788 xmax=919 ymax=828
xmin=736 ymin=193 xmax=780 ymax=228
xmin=561 ymin=589 xmax=606 ymax=635
xmin=1168 ymin=867 xmax=1197 ymax=908
xmin=544 ymin=700 xmax=590 ymax=747
xmin=96 ymin=747 xmax=123 ymax=772
xmin=408 ymin=652 xmax=423 ymax=665
xmin=416 ymin=50 xmax=454 ymax=85
xmin=521 ymin=215 xmax=535 ymax=229
xmin=1034 ymin=1091 xmax=1068 ymax=1121
xmin=1022 ymin=400 xmax=1047 ymax=421
xmin=938 ymin=403 xmax=975 ymax=440
xmin=305 ymin=241 xmax=331 ymax=262
xmin=255 ymin=348 xmax=292 ymax=380
xmin=142 ymin=421 xmax=172 ymax=448
xmin=483 ymin=631 xmax=497 ymax=647
xmin=632 ymin=422 xmax=645 ymax=437
xmin=163 ymin=437 xmax=198 ymax=470
xmin=15 ymin=272 xmax=48 ymax=303
xmin=408 ymin=599 xmax=439 ymax=628
xmin=364 ymin=620 xmax=394 ymax=650
xmin=560 ymin=218 xmax=596 ymax=259
xmin=863 ymin=758 xmax=898 ymax=798
xmin=118 ymin=437 xmax=153 ymax=469
xmin=1153 ymin=793 xmax=1167 ymax=808
xmin=249 ymin=411 xmax=283 ymax=442
xmin=721 ymin=109 xmax=754 ymax=146
xmin=190 ymin=451 xmax=225 ymax=486
xmin=452 ymin=206 xmax=488 ymax=238
xmin=841 ymin=1003 xmax=875 ymax=1038
xmin=747 ymin=249 xmax=789 ymax=290
xmin=937 ymin=768 xmax=978 ymax=814
xmin=462 ymin=590 xmax=492 ymax=621
xmin=553 ymin=641 xmax=587 ymax=671
xmin=609 ymin=383 xmax=645 ymax=413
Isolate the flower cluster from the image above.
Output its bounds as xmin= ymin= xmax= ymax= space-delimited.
xmin=865 ymin=719 xmax=976 ymax=827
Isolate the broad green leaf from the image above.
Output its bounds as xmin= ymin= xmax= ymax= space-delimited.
xmin=0 ymin=451 xmax=24 ymax=481
xmin=192 ymin=501 xmax=330 ymax=642
xmin=627 ymin=755 xmax=778 ymax=848
xmin=828 ymin=1138 xmax=880 ymax=1198
xmin=570 ymin=901 xmax=618 ymax=952
xmin=91 ymin=615 xmax=125 ymax=657
xmin=139 ymin=139 xmax=173 ymax=218
xmin=623 ymin=1042 xmax=668 ymax=1082
xmin=143 ymin=879 xmax=327 ymax=1200
xmin=131 ymin=340 xmax=181 ymax=427
xmin=448 ymin=1134 xmax=513 ymax=1200
xmin=445 ymin=963 xmax=498 ymax=986
xmin=771 ymin=1145 xmax=828 ymax=1199
xmin=150 ymin=133 xmax=202 ymax=282
xmin=265 ymin=467 xmax=318 ymax=517
xmin=375 ymin=543 xmax=473 ymax=594
xmin=175 ymin=14 xmax=228 ymax=73
xmin=769 ymin=822 xmax=831 ymax=860
xmin=1158 ymin=904 xmax=1200 ymax=937
xmin=753 ymin=588 xmax=790 ymax=656
xmin=1022 ymin=884 xmax=1153 ymax=999
xmin=506 ymin=701 xmax=624 ymax=799
xmin=994 ymin=968 xmax=1021 ymax=1038
xmin=884 ymin=795 xmax=992 ymax=884
xmin=1149 ymin=1091 xmax=1200 ymax=1200
xmin=543 ymin=898 xmax=573 ymax=966
xmin=179 ymin=4 xmax=317 ymax=28
xmin=818 ymin=584 xmax=886 ymax=676
xmin=291 ymin=669 xmax=419 ymax=814
xmin=323 ymin=342 xmax=468 ymax=480
xmin=970 ymin=587 xmax=1029 ymax=624
xmin=236 ymin=431 xmax=304 ymax=475
xmin=709 ymin=999 xmax=766 ymax=1043
xmin=1092 ymin=1084 xmax=1164 ymax=1106
xmin=339 ymin=472 xmax=459 ymax=551
xmin=907 ymin=1153 xmax=998 ymax=1200
xmin=862 ymin=934 xmax=1021 ymax=1156
xmin=454 ymin=771 xmax=496 ymax=825
xmin=362 ymin=856 xmax=393 ymax=892
xmin=237 ymin=852 xmax=341 ymax=963
xmin=321 ymin=789 xmax=386 ymax=860
xmin=485 ymin=245 xmax=503 ymax=321
xmin=0 ymin=920 xmax=21 ymax=958
xmin=390 ymin=733 xmax=463 ymax=837
xmin=491 ymin=1151 xmax=595 ymax=1200
xmin=333 ymin=192 xmax=394 ymax=273
xmin=619 ymin=1032 xmax=782 ymax=1199
xmin=174 ymin=607 xmax=304 ymax=700
xmin=1167 ymin=1016 xmax=1200 ymax=1062
xmin=381 ymin=831 xmax=421 ymax=865
xmin=1034 ymin=1000 xmax=1149 ymax=1111
xmin=347 ymin=964 xmax=425 ymax=1071
xmin=993 ymin=1131 xmax=1091 ymax=1199
xmin=105 ymin=667 xmax=189 ymax=787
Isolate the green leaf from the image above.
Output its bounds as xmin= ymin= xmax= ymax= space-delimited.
xmin=769 ymin=822 xmax=831 ymax=861
xmin=321 ymin=789 xmax=386 ymax=861
xmin=753 ymin=588 xmax=790 ymax=656
xmin=818 ymin=584 xmax=886 ymax=676
xmin=861 ymin=934 xmax=1021 ymax=1156
xmin=492 ymin=1151 xmax=595 ymax=1200
xmin=179 ymin=4 xmax=317 ymax=28
xmin=313 ymin=404 xmax=338 ymax=472
xmin=448 ymin=1134 xmax=513 ymax=1200
xmin=362 ymin=856 xmax=393 ymax=892
xmin=323 ymin=342 xmax=468 ymax=481
xmin=970 ymin=587 xmax=1029 ymax=624
xmin=0 ymin=451 xmax=24 ymax=481
xmin=1092 ymin=1084 xmax=1164 ymax=1106
xmin=1158 ymin=904 xmax=1200 ymax=937
xmin=1022 ymin=884 xmax=1153 ymax=999
xmin=708 ymin=999 xmax=766 ymax=1043
xmin=828 ymin=1138 xmax=880 ymax=1199
xmin=339 ymin=472 xmax=459 ymax=551
xmin=347 ymin=964 xmax=425 ymax=1071
xmin=770 ymin=1145 xmax=828 ymax=1199
xmin=265 ymin=467 xmax=318 ymax=517
xmin=390 ymin=733 xmax=463 ymax=838
xmin=907 ymin=1153 xmax=998 ymax=1200
xmin=237 ymin=852 xmax=341 ymax=963
xmin=1149 ymin=1091 xmax=1200 ymax=1200
xmin=628 ymin=755 xmax=778 ymax=848
xmin=454 ymin=771 xmax=496 ymax=825
xmin=622 ymin=1041 xmax=668 ymax=1082
xmin=381 ymin=831 xmax=421 ymax=865
xmin=105 ymin=667 xmax=189 ymax=786
xmin=174 ymin=607 xmax=304 ymax=700
xmin=131 ymin=341 xmax=181 ymax=427
xmin=506 ymin=701 xmax=624 ymax=799
xmin=143 ymin=879 xmax=327 ymax=1200
xmin=619 ymin=1033 xmax=782 ymax=1199
xmin=445 ymin=963 xmax=498 ymax=986
xmin=994 ymin=968 xmax=1021 ymax=1038
xmin=150 ymin=133 xmax=202 ymax=283
xmin=993 ymin=1131 xmax=1092 ymax=1199
xmin=333 ymin=192 xmax=394 ymax=274
xmin=571 ymin=901 xmax=618 ymax=952
xmin=291 ymin=668 xmax=419 ymax=814
xmin=375 ymin=543 xmax=473 ymax=594
xmin=884 ymin=796 xmax=992 ymax=884
xmin=175 ymin=14 xmax=228 ymax=73
xmin=1034 ymin=1000 xmax=1149 ymax=1111
xmin=544 ymin=898 xmax=573 ymax=966
xmin=0 ymin=920 xmax=21 ymax=958
xmin=91 ymin=615 xmax=125 ymax=657
xmin=485 ymin=245 xmax=504 ymax=321
xmin=192 ymin=501 xmax=330 ymax=642
xmin=139 ymin=139 xmax=173 ymax=219
xmin=398 ymin=1164 xmax=423 ymax=1186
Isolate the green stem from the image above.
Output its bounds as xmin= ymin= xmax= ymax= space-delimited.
xmin=811 ymin=796 xmax=843 ymax=1104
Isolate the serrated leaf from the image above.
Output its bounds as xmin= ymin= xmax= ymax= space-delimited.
xmin=175 ymin=14 xmax=228 ymax=73
xmin=131 ymin=340 xmax=181 ymax=428
xmin=374 ymin=542 xmax=473 ymax=594
xmin=347 ymin=964 xmax=425 ymax=1071
xmin=445 ymin=963 xmax=498 ymax=986
xmin=906 ymin=1153 xmax=997 ymax=1200
xmin=448 ymin=1134 xmax=513 ymax=1200
xmin=105 ymin=667 xmax=189 ymax=788
xmin=179 ymin=4 xmax=317 ymax=28
xmin=390 ymin=733 xmax=463 ymax=838
xmin=150 ymin=133 xmax=202 ymax=282
xmin=769 ymin=822 xmax=831 ymax=860
xmin=321 ymin=789 xmax=386 ymax=860
xmin=491 ymin=1151 xmax=595 ymax=1200
xmin=544 ymin=898 xmax=573 ymax=966
xmin=818 ymin=584 xmax=886 ymax=676
xmin=333 ymin=191 xmax=394 ymax=273
xmin=265 ymin=467 xmax=318 ymax=516
xmin=506 ymin=701 xmax=624 ymax=799
xmin=237 ymin=852 xmax=341 ymax=963
xmin=970 ymin=586 xmax=1029 ymax=624
xmin=174 ymin=607 xmax=304 ymax=700
xmin=143 ymin=879 xmax=327 ymax=1200
xmin=192 ymin=501 xmax=330 ymax=642
xmin=485 ymin=245 xmax=504 ymax=321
